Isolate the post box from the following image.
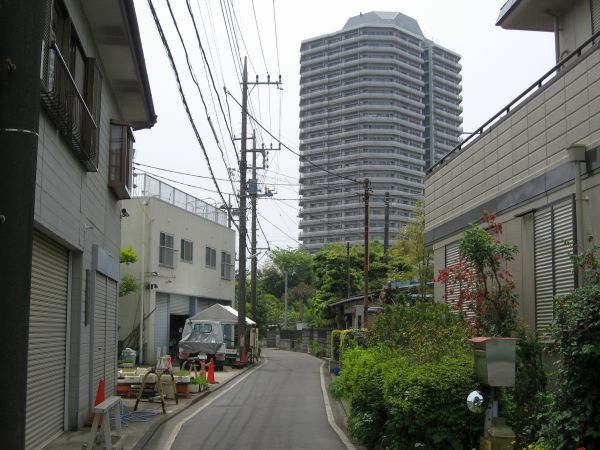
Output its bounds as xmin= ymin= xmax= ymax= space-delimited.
xmin=469 ymin=337 xmax=517 ymax=387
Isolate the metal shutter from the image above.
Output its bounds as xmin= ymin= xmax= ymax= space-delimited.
xmin=169 ymin=294 xmax=190 ymax=315
xmin=154 ymin=293 xmax=169 ymax=362
xmin=445 ymin=242 xmax=460 ymax=306
xmin=26 ymin=231 xmax=69 ymax=450
xmin=534 ymin=198 xmax=575 ymax=332
xmin=93 ymin=274 xmax=107 ymax=398
xmin=105 ymin=278 xmax=118 ymax=396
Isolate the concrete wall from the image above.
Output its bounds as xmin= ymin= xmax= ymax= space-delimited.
xmin=119 ymin=196 xmax=236 ymax=363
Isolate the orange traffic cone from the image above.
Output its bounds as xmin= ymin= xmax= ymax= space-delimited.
xmin=207 ymin=358 xmax=217 ymax=384
xmin=90 ymin=378 xmax=106 ymax=425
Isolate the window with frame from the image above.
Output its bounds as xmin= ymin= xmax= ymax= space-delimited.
xmin=41 ymin=0 xmax=101 ymax=170
xmin=221 ymin=252 xmax=232 ymax=280
xmin=205 ymin=246 xmax=217 ymax=269
xmin=109 ymin=123 xmax=134 ymax=199
xmin=159 ymin=232 xmax=175 ymax=268
xmin=181 ymin=239 xmax=193 ymax=263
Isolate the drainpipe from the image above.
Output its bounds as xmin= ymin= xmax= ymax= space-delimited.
xmin=567 ymin=144 xmax=587 ymax=286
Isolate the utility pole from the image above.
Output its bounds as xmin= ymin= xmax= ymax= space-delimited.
xmin=363 ymin=178 xmax=370 ymax=311
xmin=0 ymin=2 xmax=47 ymax=446
xmin=237 ymin=57 xmax=249 ymax=360
xmin=250 ymin=130 xmax=257 ymax=322
xmin=346 ymin=241 xmax=351 ymax=299
xmin=284 ymin=270 xmax=288 ymax=329
xmin=384 ymin=191 xmax=390 ymax=264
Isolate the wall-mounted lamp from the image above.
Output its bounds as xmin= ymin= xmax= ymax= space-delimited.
xmin=120 ymin=208 xmax=130 ymax=218
xmin=145 ymin=282 xmax=158 ymax=290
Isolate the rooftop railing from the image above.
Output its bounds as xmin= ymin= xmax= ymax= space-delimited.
xmin=427 ymin=29 xmax=600 ymax=175
xmin=133 ymin=173 xmax=228 ymax=227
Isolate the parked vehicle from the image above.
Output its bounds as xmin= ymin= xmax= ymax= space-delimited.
xmin=178 ymin=319 xmax=226 ymax=369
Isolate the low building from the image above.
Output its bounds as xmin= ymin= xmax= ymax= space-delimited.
xmin=425 ymin=0 xmax=600 ymax=333
xmin=119 ymin=174 xmax=236 ymax=365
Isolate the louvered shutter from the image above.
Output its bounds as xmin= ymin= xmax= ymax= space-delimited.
xmin=154 ymin=294 xmax=169 ymax=362
xmin=445 ymin=242 xmax=460 ymax=306
xmin=169 ymin=294 xmax=190 ymax=315
xmin=592 ymin=0 xmax=600 ymax=34
xmin=534 ymin=198 xmax=575 ymax=332
xmin=93 ymin=274 xmax=107 ymax=397
xmin=26 ymin=231 xmax=69 ymax=450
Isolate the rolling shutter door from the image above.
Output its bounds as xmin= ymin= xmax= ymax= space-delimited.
xmin=26 ymin=231 xmax=69 ymax=450
xmin=154 ymin=294 xmax=169 ymax=361
xmin=592 ymin=0 xmax=600 ymax=34
xmin=93 ymin=275 xmax=118 ymax=397
xmin=169 ymin=294 xmax=190 ymax=315
xmin=93 ymin=274 xmax=107 ymax=398
xmin=534 ymin=198 xmax=575 ymax=332
xmin=445 ymin=242 xmax=460 ymax=307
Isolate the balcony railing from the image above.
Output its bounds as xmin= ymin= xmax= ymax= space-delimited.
xmin=133 ymin=173 xmax=228 ymax=227
xmin=428 ymin=29 xmax=600 ymax=175
xmin=41 ymin=41 xmax=98 ymax=171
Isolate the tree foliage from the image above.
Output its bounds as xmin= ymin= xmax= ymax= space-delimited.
xmin=119 ymin=246 xmax=139 ymax=297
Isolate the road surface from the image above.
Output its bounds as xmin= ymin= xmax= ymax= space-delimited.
xmin=144 ymin=348 xmax=350 ymax=450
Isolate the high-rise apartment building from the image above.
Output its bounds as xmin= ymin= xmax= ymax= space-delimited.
xmin=298 ymin=11 xmax=463 ymax=252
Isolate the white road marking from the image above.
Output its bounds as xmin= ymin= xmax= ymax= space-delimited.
xmin=164 ymin=358 xmax=268 ymax=449
xmin=320 ymin=362 xmax=356 ymax=450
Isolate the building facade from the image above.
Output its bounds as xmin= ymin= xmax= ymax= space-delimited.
xmin=119 ymin=174 xmax=236 ymax=365
xmin=0 ymin=0 xmax=156 ymax=447
xmin=298 ymin=11 xmax=463 ymax=252
xmin=425 ymin=0 xmax=600 ymax=334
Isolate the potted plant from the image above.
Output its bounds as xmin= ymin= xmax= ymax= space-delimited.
xmin=190 ymin=376 xmax=208 ymax=393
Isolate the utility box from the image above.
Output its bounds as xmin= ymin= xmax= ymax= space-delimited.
xmin=469 ymin=337 xmax=517 ymax=387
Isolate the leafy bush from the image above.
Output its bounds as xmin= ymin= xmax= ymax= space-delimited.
xmin=328 ymin=377 xmax=344 ymax=400
xmin=368 ymin=302 xmax=470 ymax=363
xmin=190 ymin=376 xmax=208 ymax=386
xmin=308 ymin=340 xmax=325 ymax=357
xmin=338 ymin=330 xmax=357 ymax=365
xmin=540 ymin=282 xmax=600 ymax=449
xmin=331 ymin=330 xmax=341 ymax=361
xmin=382 ymin=355 xmax=481 ymax=449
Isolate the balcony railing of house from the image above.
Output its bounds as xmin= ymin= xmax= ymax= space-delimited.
xmin=41 ymin=41 xmax=99 ymax=172
xmin=133 ymin=173 xmax=228 ymax=227
xmin=428 ymin=29 xmax=600 ymax=175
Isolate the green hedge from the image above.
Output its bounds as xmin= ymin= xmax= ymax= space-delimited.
xmin=331 ymin=330 xmax=342 ymax=362
xmin=340 ymin=348 xmax=480 ymax=449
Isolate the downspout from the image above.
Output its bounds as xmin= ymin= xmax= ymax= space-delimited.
xmin=567 ymin=145 xmax=587 ymax=287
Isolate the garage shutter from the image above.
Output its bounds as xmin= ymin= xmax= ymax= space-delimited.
xmin=534 ymin=198 xmax=575 ymax=333
xmin=93 ymin=274 xmax=118 ymax=398
xmin=154 ymin=293 xmax=169 ymax=361
xmin=445 ymin=242 xmax=460 ymax=306
xmin=26 ymin=231 xmax=69 ymax=450
xmin=592 ymin=0 xmax=600 ymax=34
xmin=169 ymin=294 xmax=190 ymax=315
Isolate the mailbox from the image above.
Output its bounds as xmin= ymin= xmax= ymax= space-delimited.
xmin=469 ymin=337 xmax=517 ymax=387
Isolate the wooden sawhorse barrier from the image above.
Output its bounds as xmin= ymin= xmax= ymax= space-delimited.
xmin=134 ymin=367 xmax=178 ymax=414
xmin=83 ymin=396 xmax=122 ymax=449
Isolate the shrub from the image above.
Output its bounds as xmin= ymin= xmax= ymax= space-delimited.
xmin=328 ymin=377 xmax=344 ymax=400
xmin=381 ymin=355 xmax=481 ymax=449
xmin=540 ymin=282 xmax=600 ymax=449
xmin=308 ymin=340 xmax=325 ymax=357
xmin=338 ymin=330 xmax=358 ymax=364
xmin=331 ymin=330 xmax=342 ymax=361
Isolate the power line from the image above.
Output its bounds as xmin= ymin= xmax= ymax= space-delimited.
xmin=251 ymin=0 xmax=268 ymax=75
xmin=271 ymin=0 xmax=281 ymax=76
xmin=258 ymin=211 xmax=301 ymax=245
xmin=146 ymin=0 xmax=238 ymax=232
xmin=165 ymin=0 xmax=237 ymax=196
xmin=225 ymin=90 xmax=361 ymax=185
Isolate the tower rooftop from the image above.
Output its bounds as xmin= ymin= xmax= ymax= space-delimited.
xmin=343 ymin=11 xmax=424 ymax=36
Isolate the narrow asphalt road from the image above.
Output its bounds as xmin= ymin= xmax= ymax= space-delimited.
xmin=144 ymin=349 xmax=349 ymax=450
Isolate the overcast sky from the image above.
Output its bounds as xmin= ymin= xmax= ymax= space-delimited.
xmin=131 ymin=0 xmax=555 ymax=261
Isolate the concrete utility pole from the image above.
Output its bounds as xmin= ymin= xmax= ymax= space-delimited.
xmin=250 ymin=130 xmax=258 ymax=322
xmin=237 ymin=57 xmax=249 ymax=358
xmin=346 ymin=241 xmax=351 ymax=299
xmin=284 ymin=271 xmax=288 ymax=328
xmin=0 ymin=2 xmax=47 ymax=447
xmin=363 ymin=178 xmax=370 ymax=310
xmin=384 ymin=191 xmax=390 ymax=263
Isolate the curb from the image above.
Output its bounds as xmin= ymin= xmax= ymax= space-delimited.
xmin=132 ymin=359 xmax=264 ymax=450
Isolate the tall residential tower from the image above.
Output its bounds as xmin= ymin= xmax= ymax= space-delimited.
xmin=298 ymin=11 xmax=463 ymax=252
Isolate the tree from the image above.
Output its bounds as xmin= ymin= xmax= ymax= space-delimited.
xmin=119 ymin=246 xmax=140 ymax=297
xmin=390 ymin=201 xmax=433 ymax=301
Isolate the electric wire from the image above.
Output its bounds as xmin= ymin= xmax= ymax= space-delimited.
xmin=251 ymin=0 xmax=268 ymax=75
xmin=271 ymin=0 xmax=281 ymax=76
xmin=165 ymin=0 xmax=237 ymax=196
xmin=146 ymin=0 xmax=239 ymax=232
xmin=225 ymin=90 xmax=361 ymax=184
xmin=258 ymin=211 xmax=301 ymax=245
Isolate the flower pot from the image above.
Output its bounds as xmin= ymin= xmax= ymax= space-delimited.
xmin=189 ymin=383 xmax=200 ymax=393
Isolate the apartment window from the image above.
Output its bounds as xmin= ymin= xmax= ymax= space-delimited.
xmin=159 ymin=232 xmax=175 ymax=268
xmin=180 ymin=239 xmax=193 ymax=263
xmin=534 ymin=197 xmax=576 ymax=334
xmin=221 ymin=252 xmax=232 ymax=280
xmin=41 ymin=0 xmax=101 ymax=171
xmin=108 ymin=122 xmax=134 ymax=199
xmin=205 ymin=246 xmax=217 ymax=269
